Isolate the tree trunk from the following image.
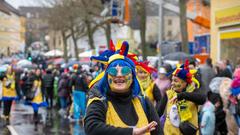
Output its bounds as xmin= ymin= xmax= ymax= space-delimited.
xmin=86 ymin=20 xmax=95 ymax=50
xmin=70 ymin=27 xmax=79 ymax=61
xmin=61 ymin=30 xmax=68 ymax=63
xmin=105 ymin=22 xmax=111 ymax=49
xmin=137 ymin=0 xmax=147 ymax=60
xmin=179 ymin=0 xmax=189 ymax=53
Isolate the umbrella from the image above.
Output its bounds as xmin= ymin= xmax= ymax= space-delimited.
xmin=163 ymin=52 xmax=192 ymax=61
xmin=66 ymin=61 xmax=81 ymax=68
xmin=0 ymin=64 xmax=9 ymax=72
xmin=1 ymin=58 xmax=12 ymax=65
xmin=17 ymin=59 xmax=32 ymax=69
xmin=78 ymin=50 xmax=93 ymax=58
xmin=44 ymin=49 xmax=63 ymax=57
xmin=52 ymin=58 xmax=65 ymax=65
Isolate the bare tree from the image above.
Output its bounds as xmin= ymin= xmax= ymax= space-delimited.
xmin=46 ymin=0 xmax=113 ymax=61
xmin=47 ymin=1 xmax=71 ymax=62
xmin=136 ymin=0 xmax=147 ymax=60
xmin=179 ymin=0 xmax=189 ymax=53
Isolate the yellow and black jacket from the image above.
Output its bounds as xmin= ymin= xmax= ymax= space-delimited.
xmin=163 ymin=84 xmax=200 ymax=135
xmin=2 ymin=73 xmax=17 ymax=100
xmin=84 ymin=90 xmax=163 ymax=135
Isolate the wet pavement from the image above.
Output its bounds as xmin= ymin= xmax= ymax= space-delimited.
xmin=0 ymin=102 xmax=85 ymax=135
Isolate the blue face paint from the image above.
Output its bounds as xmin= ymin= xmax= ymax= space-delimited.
xmin=108 ymin=78 xmax=112 ymax=84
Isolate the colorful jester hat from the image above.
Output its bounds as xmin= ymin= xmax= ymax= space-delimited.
xmin=90 ymin=40 xmax=116 ymax=65
xmin=135 ymin=61 xmax=157 ymax=74
xmin=97 ymin=41 xmax=141 ymax=97
xmin=89 ymin=40 xmax=138 ymax=88
xmin=172 ymin=60 xmax=193 ymax=84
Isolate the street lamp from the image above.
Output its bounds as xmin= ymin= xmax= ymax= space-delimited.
xmin=158 ymin=0 xmax=163 ymax=68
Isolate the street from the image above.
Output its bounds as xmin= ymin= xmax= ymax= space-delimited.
xmin=0 ymin=102 xmax=85 ymax=135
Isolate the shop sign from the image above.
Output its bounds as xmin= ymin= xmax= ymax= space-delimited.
xmin=215 ymin=6 xmax=240 ymax=26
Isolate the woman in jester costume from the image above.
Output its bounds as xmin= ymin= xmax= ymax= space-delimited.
xmin=135 ymin=61 xmax=162 ymax=110
xmin=84 ymin=41 xmax=163 ymax=135
xmin=25 ymin=68 xmax=47 ymax=129
xmin=1 ymin=66 xmax=18 ymax=120
xmin=160 ymin=60 xmax=205 ymax=135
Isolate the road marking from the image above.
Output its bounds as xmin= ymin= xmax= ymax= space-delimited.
xmin=7 ymin=125 xmax=18 ymax=135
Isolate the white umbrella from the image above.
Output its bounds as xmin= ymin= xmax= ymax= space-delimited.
xmin=44 ymin=50 xmax=63 ymax=57
xmin=78 ymin=50 xmax=93 ymax=58
xmin=17 ymin=59 xmax=32 ymax=68
xmin=0 ymin=64 xmax=9 ymax=72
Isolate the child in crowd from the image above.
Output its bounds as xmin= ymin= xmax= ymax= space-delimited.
xmin=200 ymin=93 xmax=216 ymax=135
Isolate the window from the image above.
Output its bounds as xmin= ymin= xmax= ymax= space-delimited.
xmin=27 ymin=23 xmax=31 ymax=29
xmin=168 ymin=19 xmax=172 ymax=25
xmin=35 ymin=13 xmax=39 ymax=18
xmin=168 ymin=31 xmax=172 ymax=37
xmin=26 ymin=12 xmax=31 ymax=18
xmin=220 ymin=30 xmax=240 ymax=66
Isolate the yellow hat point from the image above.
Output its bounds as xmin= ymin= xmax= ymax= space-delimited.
xmin=116 ymin=40 xmax=123 ymax=50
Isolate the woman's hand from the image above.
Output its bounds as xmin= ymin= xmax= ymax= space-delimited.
xmin=132 ymin=121 xmax=157 ymax=135
xmin=169 ymin=96 xmax=178 ymax=104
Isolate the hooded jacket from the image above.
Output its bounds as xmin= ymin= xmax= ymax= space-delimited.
xmin=201 ymin=101 xmax=215 ymax=135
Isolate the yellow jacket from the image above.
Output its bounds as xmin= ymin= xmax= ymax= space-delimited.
xmin=2 ymin=73 xmax=17 ymax=99
xmin=31 ymin=80 xmax=44 ymax=104
xmin=164 ymin=85 xmax=199 ymax=135
xmin=87 ymin=97 xmax=151 ymax=135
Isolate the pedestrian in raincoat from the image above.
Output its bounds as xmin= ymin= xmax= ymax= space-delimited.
xmin=58 ymin=73 xmax=70 ymax=116
xmin=71 ymin=69 xmax=88 ymax=120
xmin=200 ymin=95 xmax=215 ymax=135
xmin=1 ymin=66 xmax=18 ymax=120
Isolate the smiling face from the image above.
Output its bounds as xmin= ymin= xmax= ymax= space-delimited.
xmin=137 ymin=68 xmax=149 ymax=81
xmin=107 ymin=65 xmax=133 ymax=93
xmin=171 ymin=76 xmax=187 ymax=93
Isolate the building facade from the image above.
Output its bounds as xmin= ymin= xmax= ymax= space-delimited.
xmin=0 ymin=0 xmax=25 ymax=56
xmin=187 ymin=0 xmax=210 ymax=42
xmin=19 ymin=7 xmax=49 ymax=52
xmin=211 ymin=0 xmax=240 ymax=65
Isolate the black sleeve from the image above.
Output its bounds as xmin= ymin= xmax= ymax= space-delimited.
xmin=145 ymin=98 xmax=164 ymax=135
xmin=84 ymin=100 xmax=133 ymax=135
xmin=152 ymin=84 xmax=162 ymax=111
xmin=42 ymin=76 xmax=45 ymax=88
xmin=196 ymin=70 xmax=203 ymax=90
xmin=177 ymin=88 xmax=206 ymax=105
xmin=41 ymin=78 xmax=46 ymax=96
xmin=81 ymin=76 xmax=88 ymax=91
xmin=22 ymin=76 xmax=28 ymax=81
xmin=69 ymin=76 xmax=75 ymax=87
xmin=88 ymin=84 xmax=102 ymax=99
xmin=227 ymin=69 xmax=233 ymax=79
xmin=153 ymin=84 xmax=161 ymax=101
xmin=157 ymin=93 xmax=168 ymax=117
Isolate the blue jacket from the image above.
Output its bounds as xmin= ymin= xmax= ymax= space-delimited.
xmin=201 ymin=101 xmax=216 ymax=135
